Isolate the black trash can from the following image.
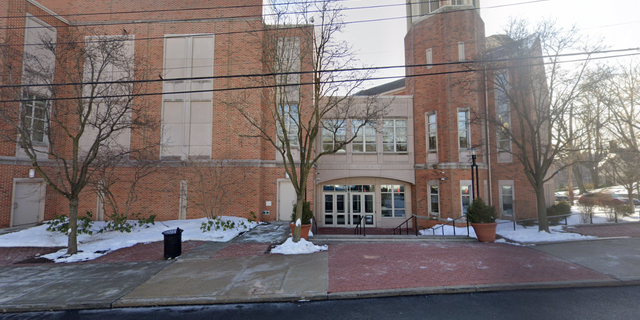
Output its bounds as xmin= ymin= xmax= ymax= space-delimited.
xmin=162 ymin=228 xmax=182 ymax=259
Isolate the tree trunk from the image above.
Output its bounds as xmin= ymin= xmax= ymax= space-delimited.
xmin=536 ymin=185 xmax=550 ymax=233
xmin=67 ymin=197 xmax=79 ymax=255
xmin=568 ymin=165 xmax=574 ymax=203
xmin=292 ymin=195 xmax=304 ymax=243
xmin=572 ymin=165 xmax=586 ymax=194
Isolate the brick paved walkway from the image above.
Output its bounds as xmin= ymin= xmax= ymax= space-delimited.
xmin=212 ymin=243 xmax=271 ymax=258
xmin=0 ymin=241 xmax=203 ymax=266
xmin=327 ymin=243 xmax=612 ymax=293
xmin=566 ymin=223 xmax=640 ymax=238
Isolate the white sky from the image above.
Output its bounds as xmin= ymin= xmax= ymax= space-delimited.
xmin=339 ymin=0 xmax=640 ymax=89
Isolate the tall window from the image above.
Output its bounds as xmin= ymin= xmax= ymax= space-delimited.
xmin=427 ymin=113 xmax=437 ymax=152
xmin=429 ymin=184 xmax=439 ymax=214
xmin=461 ymin=185 xmax=471 ymax=214
xmin=352 ymin=120 xmax=376 ymax=152
xmin=161 ymin=34 xmax=214 ymax=158
xmin=458 ymin=42 xmax=465 ymax=62
xmin=383 ymin=119 xmax=408 ymax=152
xmin=322 ymin=120 xmax=346 ymax=153
xmin=501 ymin=185 xmax=514 ymax=215
xmin=381 ymin=185 xmax=405 ymax=218
xmin=278 ymin=105 xmax=299 ymax=147
xmin=426 ymin=48 xmax=433 ymax=69
xmin=496 ymin=72 xmax=511 ymax=153
xmin=458 ymin=110 xmax=470 ymax=149
xmin=21 ymin=94 xmax=47 ymax=143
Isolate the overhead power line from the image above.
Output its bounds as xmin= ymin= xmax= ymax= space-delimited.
xmin=2 ymin=49 xmax=639 ymax=104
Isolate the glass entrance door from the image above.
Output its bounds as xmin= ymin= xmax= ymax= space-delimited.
xmin=323 ymin=185 xmax=376 ymax=228
xmin=351 ymin=193 xmax=375 ymax=227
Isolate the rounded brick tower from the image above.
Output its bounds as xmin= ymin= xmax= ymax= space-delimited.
xmin=405 ymin=0 xmax=488 ymax=221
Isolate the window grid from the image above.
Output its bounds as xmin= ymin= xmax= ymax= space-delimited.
xmin=279 ymin=105 xmax=299 ymax=147
xmin=383 ymin=119 xmax=408 ymax=153
xmin=22 ymin=93 xmax=47 ymax=143
xmin=322 ymin=120 xmax=346 ymax=153
xmin=496 ymin=73 xmax=511 ymax=152
xmin=458 ymin=110 xmax=470 ymax=149
xmin=352 ymin=120 xmax=376 ymax=153
xmin=430 ymin=185 xmax=439 ymax=214
xmin=501 ymin=185 xmax=514 ymax=215
xmin=381 ymin=185 xmax=406 ymax=218
xmin=427 ymin=113 xmax=437 ymax=152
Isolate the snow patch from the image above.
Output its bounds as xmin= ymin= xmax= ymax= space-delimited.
xmin=271 ymin=237 xmax=327 ymax=255
xmin=0 ymin=217 xmax=258 ymax=263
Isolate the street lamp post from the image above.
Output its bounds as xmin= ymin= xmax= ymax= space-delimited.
xmin=470 ymin=148 xmax=478 ymax=201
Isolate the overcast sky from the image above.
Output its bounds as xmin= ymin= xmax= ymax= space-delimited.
xmin=338 ymin=0 xmax=640 ymax=89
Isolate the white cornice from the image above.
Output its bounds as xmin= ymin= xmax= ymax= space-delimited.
xmin=26 ymin=0 xmax=70 ymax=25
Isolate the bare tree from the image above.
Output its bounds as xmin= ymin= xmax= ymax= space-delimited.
xmin=0 ymin=27 xmax=154 ymax=254
xmin=480 ymin=19 xmax=602 ymax=232
xmin=605 ymin=59 xmax=640 ymax=201
xmin=180 ymin=157 xmax=250 ymax=220
xmin=572 ymin=65 xmax=614 ymax=193
xmin=90 ymin=148 xmax=160 ymax=226
xmin=230 ymin=0 xmax=388 ymax=242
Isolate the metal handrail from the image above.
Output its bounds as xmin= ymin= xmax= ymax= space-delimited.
xmin=312 ymin=217 xmax=318 ymax=236
xmin=354 ymin=215 xmax=366 ymax=236
xmin=429 ymin=216 xmax=470 ymax=236
xmin=393 ymin=215 xmax=418 ymax=236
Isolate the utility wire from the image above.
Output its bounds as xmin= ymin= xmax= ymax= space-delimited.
xmin=3 ymin=0 xmax=548 ymax=32
xmin=2 ymin=50 xmax=640 ymax=103
xmin=3 ymin=47 xmax=638 ymax=90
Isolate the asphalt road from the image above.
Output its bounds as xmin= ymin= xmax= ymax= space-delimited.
xmin=2 ymin=285 xmax=639 ymax=320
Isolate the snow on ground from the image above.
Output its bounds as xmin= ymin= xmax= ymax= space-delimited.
xmin=0 ymin=217 xmax=258 ymax=263
xmin=420 ymin=205 xmax=640 ymax=244
xmin=270 ymin=237 xmax=327 ymax=255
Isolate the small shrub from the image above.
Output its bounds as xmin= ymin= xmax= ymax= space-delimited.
xmin=248 ymin=211 xmax=257 ymax=223
xmin=466 ymin=198 xmax=497 ymax=223
xmin=200 ymin=217 xmax=237 ymax=232
xmin=291 ymin=201 xmax=313 ymax=225
xmin=46 ymin=211 xmax=94 ymax=235
xmin=578 ymin=203 xmax=595 ymax=223
xmin=99 ymin=212 xmax=156 ymax=233
xmin=547 ymin=201 xmax=571 ymax=225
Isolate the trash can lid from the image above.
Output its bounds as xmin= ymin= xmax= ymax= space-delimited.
xmin=162 ymin=227 xmax=182 ymax=235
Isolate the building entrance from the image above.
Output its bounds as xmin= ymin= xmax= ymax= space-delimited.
xmin=322 ymin=185 xmax=375 ymax=228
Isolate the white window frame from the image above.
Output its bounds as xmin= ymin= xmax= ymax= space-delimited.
xmin=458 ymin=41 xmax=465 ymax=62
xmin=278 ymin=104 xmax=300 ymax=148
xmin=499 ymin=181 xmax=514 ymax=216
xmin=495 ymin=72 xmax=512 ymax=161
xmin=428 ymin=181 xmax=440 ymax=216
xmin=460 ymin=180 xmax=472 ymax=215
xmin=381 ymin=185 xmax=406 ymax=218
xmin=457 ymin=109 xmax=470 ymax=150
xmin=426 ymin=112 xmax=437 ymax=153
xmin=322 ymin=119 xmax=346 ymax=153
xmin=351 ymin=119 xmax=376 ymax=153
xmin=383 ymin=119 xmax=408 ymax=153
xmin=161 ymin=34 xmax=214 ymax=159
xmin=426 ymin=48 xmax=433 ymax=69
xmin=21 ymin=93 xmax=48 ymax=144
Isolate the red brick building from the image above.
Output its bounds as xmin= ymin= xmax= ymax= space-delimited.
xmin=0 ymin=0 xmax=554 ymax=230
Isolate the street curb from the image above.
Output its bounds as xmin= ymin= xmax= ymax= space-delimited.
xmin=1 ymin=301 xmax=112 ymax=313
xmin=3 ymin=278 xmax=640 ymax=313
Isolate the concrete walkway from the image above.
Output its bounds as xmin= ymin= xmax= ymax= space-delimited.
xmin=2 ymin=223 xmax=640 ymax=313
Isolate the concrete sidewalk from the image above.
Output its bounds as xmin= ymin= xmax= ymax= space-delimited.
xmin=2 ymin=223 xmax=640 ymax=313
